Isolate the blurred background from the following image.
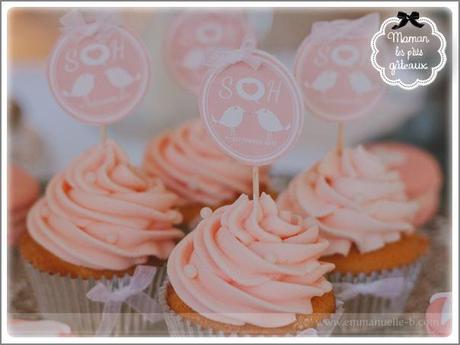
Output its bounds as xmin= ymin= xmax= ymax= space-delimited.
xmin=7 ymin=7 xmax=451 ymax=215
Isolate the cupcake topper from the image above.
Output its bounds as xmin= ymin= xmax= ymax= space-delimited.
xmin=48 ymin=10 xmax=150 ymax=141
xmin=200 ymin=35 xmax=304 ymax=201
xmin=294 ymin=13 xmax=385 ymax=154
xmin=165 ymin=10 xmax=253 ymax=95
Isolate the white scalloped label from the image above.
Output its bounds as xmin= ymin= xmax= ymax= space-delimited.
xmin=371 ymin=13 xmax=446 ymax=90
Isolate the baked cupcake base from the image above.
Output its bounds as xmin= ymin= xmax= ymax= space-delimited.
xmin=160 ymin=281 xmax=342 ymax=336
xmin=20 ymin=234 xmax=165 ymax=336
xmin=322 ymin=233 xmax=429 ymax=274
xmin=321 ymin=234 xmax=429 ymax=334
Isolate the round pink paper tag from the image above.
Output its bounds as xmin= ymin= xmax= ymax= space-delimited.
xmin=48 ymin=12 xmax=150 ymax=125
xmin=295 ymin=14 xmax=385 ymax=122
xmin=200 ymin=48 xmax=304 ymax=166
xmin=165 ymin=11 xmax=251 ymax=95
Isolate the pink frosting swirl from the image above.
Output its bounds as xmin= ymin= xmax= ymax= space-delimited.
xmin=27 ymin=140 xmax=184 ymax=270
xmin=167 ymin=193 xmax=334 ymax=328
xmin=143 ymin=119 xmax=266 ymax=206
xmin=277 ymin=146 xmax=418 ymax=256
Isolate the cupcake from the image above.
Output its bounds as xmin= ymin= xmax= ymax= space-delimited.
xmin=8 ymin=319 xmax=72 ymax=337
xmin=161 ymin=193 xmax=342 ymax=336
xmin=143 ymin=119 xmax=272 ymax=228
xmin=277 ymin=146 xmax=429 ymax=320
xmin=368 ymin=141 xmax=443 ymax=227
xmin=8 ymin=165 xmax=40 ymax=247
xmin=20 ymin=139 xmax=184 ymax=336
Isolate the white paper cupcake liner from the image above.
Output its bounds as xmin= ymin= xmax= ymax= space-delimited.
xmin=328 ymin=257 xmax=425 ymax=334
xmin=22 ymin=260 xmax=166 ymax=336
xmin=159 ymin=279 xmax=343 ymax=337
xmin=8 ymin=248 xmax=22 ymax=305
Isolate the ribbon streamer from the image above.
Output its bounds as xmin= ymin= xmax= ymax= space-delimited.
xmin=60 ymin=9 xmax=121 ymax=37
xmin=392 ymin=11 xmax=425 ymax=30
xmin=205 ymin=34 xmax=262 ymax=70
xmin=333 ymin=277 xmax=406 ymax=301
xmin=86 ymin=265 xmax=162 ymax=336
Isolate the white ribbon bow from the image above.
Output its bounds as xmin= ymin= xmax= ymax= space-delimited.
xmin=86 ymin=265 xmax=162 ymax=336
xmin=205 ymin=34 xmax=262 ymax=70
xmin=60 ymin=9 xmax=121 ymax=37
xmin=334 ymin=276 xmax=406 ymax=301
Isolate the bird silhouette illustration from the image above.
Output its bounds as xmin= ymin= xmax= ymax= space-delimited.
xmin=104 ymin=67 xmax=141 ymax=99
xmin=348 ymin=71 xmax=375 ymax=95
xmin=212 ymin=105 xmax=245 ymax=136
xmin=62 ymin=73 xmax=95 ymax=105
xmin=304 ymin=70 xmax=338 ymax=95
xmin=255 ymin=108 xmax=290 ymax=141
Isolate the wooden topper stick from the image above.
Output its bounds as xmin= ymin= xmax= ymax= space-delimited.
xmin=100 ymin=125 xmax=108 ymax=143
xmin=252 ymin=166 xmax=260 ymax=202
xmin=336 ymin=122 xmax=344 ymax=155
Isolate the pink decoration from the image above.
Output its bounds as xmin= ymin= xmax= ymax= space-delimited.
xmin=48 ymin=10 xmax=150 ymax=125
xmin=165 ymin=11 xmax=252 ymax=95
xmin=27 ymin=140 xmax=184 ymax=270
xmin=200 ymin=37 xmax=304 ymax=166
xmin=294 ymin=13 xmax=385 ymax=122
xmin=426 ymin=292 xmax=452 ymax=336
xmin=167 ymin=193 xmax=335 ymax=328
xmin=276 ymin=146 xmax=418 ymax=256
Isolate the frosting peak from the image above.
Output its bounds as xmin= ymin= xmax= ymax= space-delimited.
xmin=277 ymin=146 xmax=418 ymax=256
xmin=27 ymin=140 xmax=184 ymax=270
xmin=143 ymin=119 xmax=266 ymax=206
xmin=167 ymin=193 xmax=334 ymax=328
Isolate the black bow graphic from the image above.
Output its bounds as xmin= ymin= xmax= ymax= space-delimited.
xmin=392 ymin=11 xmax=424 ymax=30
